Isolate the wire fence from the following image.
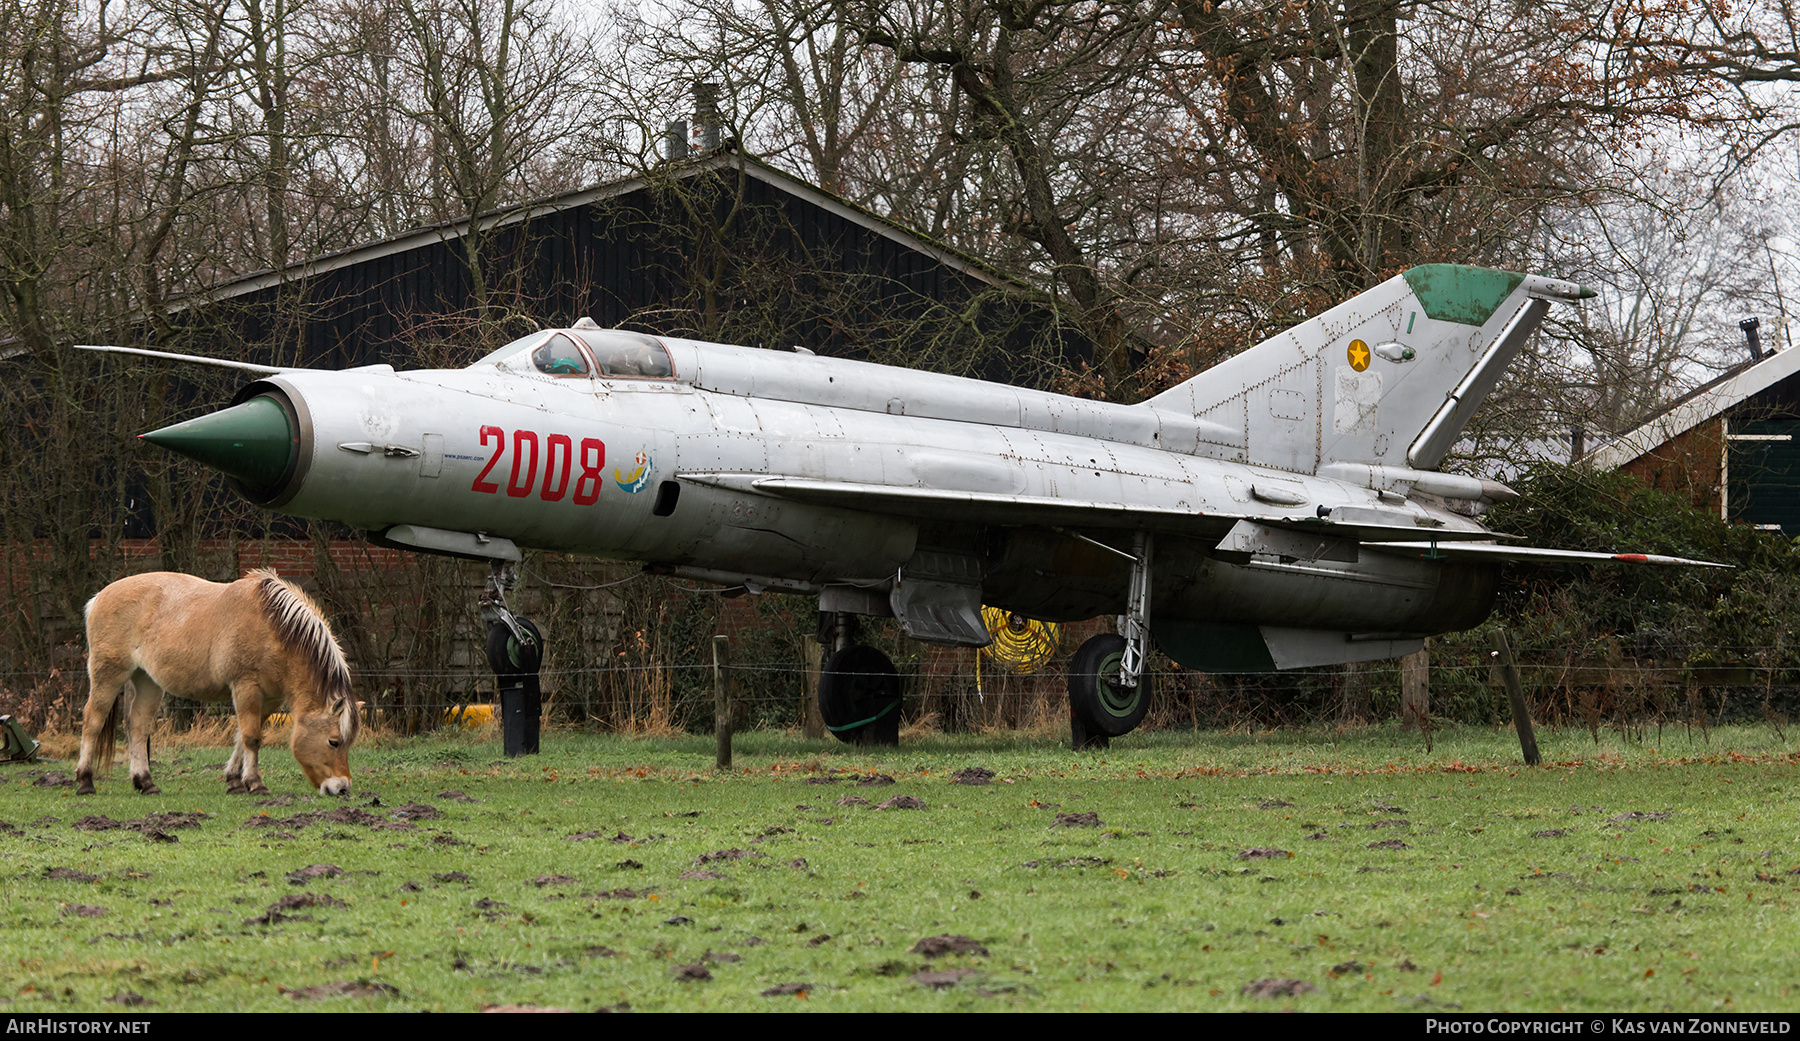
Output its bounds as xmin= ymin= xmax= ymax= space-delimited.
xmin=10 ymin=636 xmax=1800 ymax=740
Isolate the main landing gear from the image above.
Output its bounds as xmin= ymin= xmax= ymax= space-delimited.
xmin=1066 ymin=532 xmax=1154 ymax=750
xmin=816 ymin=613 xmax=901 ymax=746
xmin=482 ymin=562 xmax=543 ymax=757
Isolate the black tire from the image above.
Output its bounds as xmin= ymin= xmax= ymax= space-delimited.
xmin=486 ymin=617 xmax=544 ymax=677
xmin=818 ymin=645 xmax=901 ymax=745
xmin=1067 ymin=634 xmax=1149 ymax=738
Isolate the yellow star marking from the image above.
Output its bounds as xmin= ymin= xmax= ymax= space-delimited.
xmin=1347 ymin=339 xmax=1370 ymax=372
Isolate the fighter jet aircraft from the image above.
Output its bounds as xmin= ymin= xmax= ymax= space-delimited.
xmin=86 ymin=264 xmax=1717 ymax=746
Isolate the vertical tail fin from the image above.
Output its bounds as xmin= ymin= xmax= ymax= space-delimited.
xmin=1145 ymin=265 xmax=1591 ymax=477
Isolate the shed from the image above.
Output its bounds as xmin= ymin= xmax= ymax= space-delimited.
xmin=1586 ymin=345 xmax=1800 ymax=532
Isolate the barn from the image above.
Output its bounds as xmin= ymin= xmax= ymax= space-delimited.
xmin=1586 ymin=343 xmax=1800 ymax=533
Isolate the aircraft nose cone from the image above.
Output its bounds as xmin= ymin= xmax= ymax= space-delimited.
xmin=141 ymin=395 xmax=295 ymax=494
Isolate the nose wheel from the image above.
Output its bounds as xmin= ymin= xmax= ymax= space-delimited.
xmin=815 ymin=612 xmax=900 ymax=745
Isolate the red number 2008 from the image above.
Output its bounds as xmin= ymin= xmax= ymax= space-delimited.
xmin=472 ymin=426 xmax=605 ymax=505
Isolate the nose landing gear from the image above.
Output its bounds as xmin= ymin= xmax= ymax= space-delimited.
xmin=482 ymin=562 xmax=543 ymax=756
xmin=815 ymin=612 xmax=900 ymax=746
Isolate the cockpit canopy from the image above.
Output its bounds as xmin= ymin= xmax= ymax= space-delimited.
xmin=477 ymin=321 xmax=675 ymax=380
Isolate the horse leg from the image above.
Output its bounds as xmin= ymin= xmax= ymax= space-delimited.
xmin=125 ymin=672 xmax=164 ymax=795
xmin=230 ymin=681 xmax=270 ymax=795
xmin=223 ymin=729 xmax=248 ymax=794
xmin=75 ymin=660 xmax=132 ymax=796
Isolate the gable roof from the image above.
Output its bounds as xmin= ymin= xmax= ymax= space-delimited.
xmin=1585 ymin=346 xmax=1800 ymax=470
xmin=191 ymin=147 xmax=1026 ymax=308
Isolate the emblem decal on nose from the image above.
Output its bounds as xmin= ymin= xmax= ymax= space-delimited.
xmin=615 ymin=451 xmax=653 ymax=493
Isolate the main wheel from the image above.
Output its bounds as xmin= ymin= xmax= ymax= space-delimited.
xmin=1067 ymin=634 xmax=1149 ymax=738
xmin=818 ymin=645 xmax=901 ymax=746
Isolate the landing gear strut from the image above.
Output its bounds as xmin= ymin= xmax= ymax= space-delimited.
xmin=1067 ymin=532 xmax=1154 ymax=750
xmin=481 ymin=562 xmax=543 ymax=756
xmin=816 ymin=612 xmax=900 ymax=746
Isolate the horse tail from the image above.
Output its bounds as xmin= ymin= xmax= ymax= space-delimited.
xmin=94 ymin=688 xmax=123 ymax=774
xmin=247 ymin=568 xmax=353 ymax=702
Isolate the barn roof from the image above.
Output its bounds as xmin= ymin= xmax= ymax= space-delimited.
xmin=1585 ymin=346 xmax=1800 ymax=471
xmin=190 ymin=147 xmax=1026 ymax=309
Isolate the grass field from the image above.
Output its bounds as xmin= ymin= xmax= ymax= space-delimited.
xmin=5 ymin=721 xmax=1800 ymax=1012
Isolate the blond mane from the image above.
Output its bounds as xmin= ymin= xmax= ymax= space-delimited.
xmin=249 ymin=569 xmax=353 ymax=700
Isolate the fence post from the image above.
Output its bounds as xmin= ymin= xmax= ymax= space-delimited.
xmin=1400 ymin=646 xmax=1429 ymax=730
xmin=1487 ymin=627 xmax=1541 ymax=766
xmin=801 ymin=634 xmax=824 ymax=740
xmin=714 ymin=634 xmax=732 ymax=770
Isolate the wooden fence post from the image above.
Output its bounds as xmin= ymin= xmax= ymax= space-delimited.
xmin=802 ymin=634 xmax=825 ymax=740
xmin=713 ymin=635 xmax=731 ymax=770
xmin=1487 ymin=627 xmax=1541 ymax=766
xmin=1400 ymin=646 xmax=1429 ymax=730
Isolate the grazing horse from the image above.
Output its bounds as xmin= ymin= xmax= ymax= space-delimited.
xmin=75 ymin=569 xmax=360 ymax=796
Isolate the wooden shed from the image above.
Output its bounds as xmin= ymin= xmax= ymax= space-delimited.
xmin=1587 ymin=346 xmax=1800 ymax=532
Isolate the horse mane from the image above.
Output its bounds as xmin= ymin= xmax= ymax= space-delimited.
xmin=248 ymin=568 xmax=353 ymax=700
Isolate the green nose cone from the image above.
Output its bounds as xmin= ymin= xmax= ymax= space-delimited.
xmin=141 ymin=395 xmax=294 ymax=493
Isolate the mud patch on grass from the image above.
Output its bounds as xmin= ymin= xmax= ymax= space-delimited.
xmin=62 ymin=904 xmax=106 ymax=918
xmin=437 ymin=790 xmax=479 ymax=803
xmin=246 ymin=808 xmax=412 ymax=832
xmin=858 ymin=774 xmax=895 ymax=787
xmin=393 ymin=803 xmax=442 ymax=821
xmin=533 ymin=875 xmax=577 ymax=887
xmin=1022 ymin=857 xmax=1110 ymax=869
xmin=1366 ymin=839 xmax=1410 ymax=850
xmin=762 ymin=982 xmax=810 ymax=996
xmin=44 ymin=867 xmax=99 ymax=882
xmin=950 ymin=767 xmax=995 ymax=786
xmin=1050 ymin=812 xmax=1100 ymax=828
xmin=1242 ymin=978 xmax=1317 ymax=998
xmin=670 ymin=962 xmax=711 ymax=981
xmin=287 ymin=864 xmax=345 ymax=883
xmin=836 ymin=795 xmax=869 ymax=807
xmin=1237 ymin=848 xmax=1292 ymax=861
xmin=911 ymin=934 xmax=988 ymax=957
xmin=911 ymin=968 xmax=977 ymax=989
xmin=106 ymin=991 xmax=152 ymax=1007
xmin=696 ymin=849 xmax=764 ymax=865
xmin=433 ymin=871 xmax=471 ymax=884
xmin=281 ymin=980 xmax=400 ymax=1000
xmin=247 ymin=892 xmax=347 ymax=925
xmin=877 ymin=795 xmax=926 ymax=810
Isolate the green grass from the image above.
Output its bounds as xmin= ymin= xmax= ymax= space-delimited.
xmin=5 ymin=723 xmax=1800 ymax=1012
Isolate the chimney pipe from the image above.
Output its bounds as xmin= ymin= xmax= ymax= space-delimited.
xmin=694 ymin=82 xmax=720 ymax=153
xmin=666 ymin=120 xmax=689 ymax=160
xmin=1741 ymin=317 xmax=1764 ymax=361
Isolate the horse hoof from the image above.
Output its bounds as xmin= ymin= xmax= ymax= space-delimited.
xmin=247 ymin=783 xmax=271 ymax=795
xmin=136 ymin=783 xmax=161 ymax=795
xmin=76 ymin=782 xmax=96 ymax=796
xmin=225 ymin=781 xmax=249 ymax=794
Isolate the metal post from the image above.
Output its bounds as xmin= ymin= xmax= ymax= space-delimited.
xmin=1487 ymin=628 xmax=1541 ymax=766
xmin=714 ymin=635 xmax=732 ymax=770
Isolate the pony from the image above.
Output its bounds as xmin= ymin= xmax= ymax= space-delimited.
xmin=75 ymin=569 xmax=360 ymax=796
